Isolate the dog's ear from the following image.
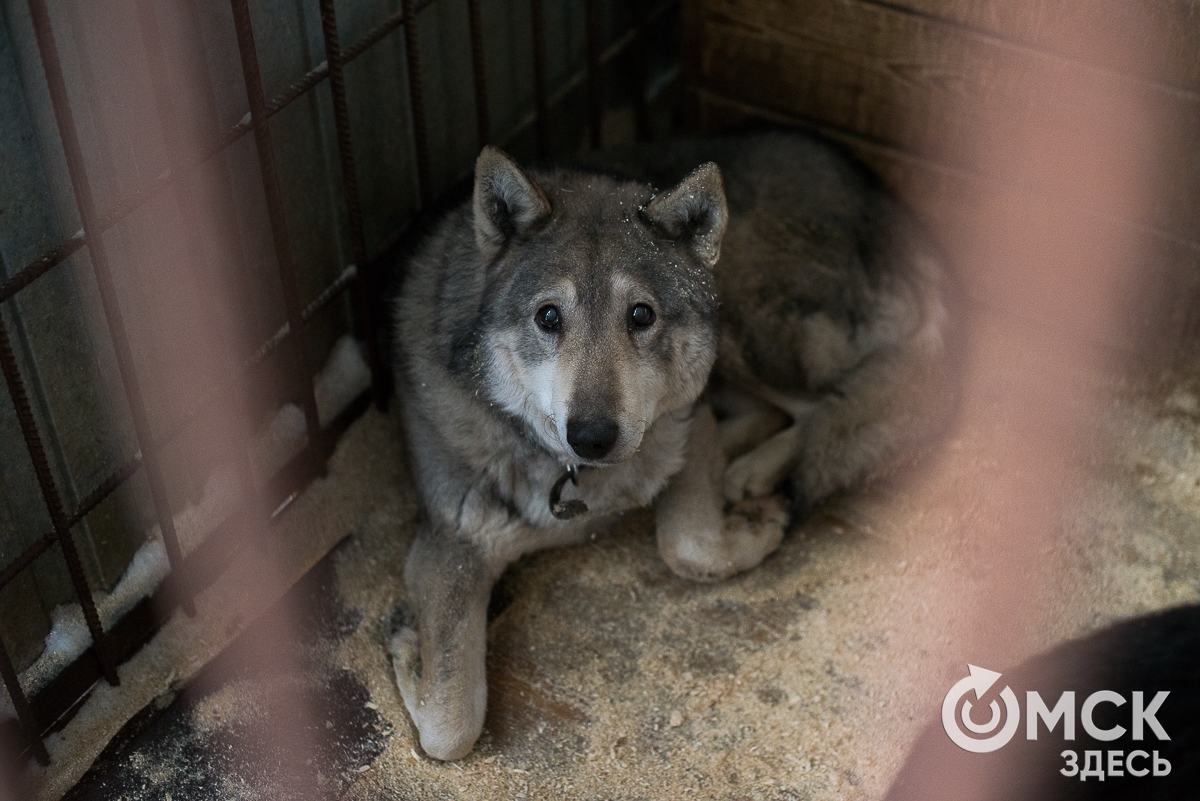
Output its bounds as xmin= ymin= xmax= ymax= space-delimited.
xmin=473 ymin=146 xmax=551 ymax=260
xmin=641 ymin=162 xmax=728 ymax=268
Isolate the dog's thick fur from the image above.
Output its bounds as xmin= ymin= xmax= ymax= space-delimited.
xmin=390 ymin=130 xmax=958 ymax=759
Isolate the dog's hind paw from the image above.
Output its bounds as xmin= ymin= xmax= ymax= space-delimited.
xmin=724 ymin=495 xmax=788 ymax=568
xmin=728 ymin=494 xmax=790 ymax=529
xmin=722 ymin=425 xmax=801 ymax=503
xmin=662 ymin=495 xmax=788 ymax=583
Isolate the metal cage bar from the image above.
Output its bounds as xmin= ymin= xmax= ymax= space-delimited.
xmin=0 ymin=451 xmax=140 ymax=595
xmin=29 ymin=0 xmax=196 ymax=677
xmin=0 ymin=0 xmax=679 ymax=765
xmin=229 ymin=0 xmax=322 ymax=450
xmin=1 ymin=0 xmax=448 ymax=622
xmin=0 ymin=8 xmax=678 ymax=604
xmin=467 ymin=0 xmax=490 ymax=147
xmin=632 ymin=3 xmax=651 ymax=141
xmin=0 ymin=0 xmax=677 ymax=601
xmin=0 ymin=258 xmax=355 ymax=611
xmin=0 ymin=533 xmax=55 ymax=591
xmin=0 ymin=637 xmax=46 ymax=765
xmin=317 ymin=0 xmax=387 ymax=411
xmin=585 ymin=0 xmax=603 ymax=149
xmin=0 ymin=0 xmax=439 ymax=310
xmin=530 ymin=0 xmax=550 ymax=157
xmin=0 ymin=313 xmax=115 ymax=684
xmin=0 ymin=234 xmax=83 ymax=305
xmin=401 ymin=0 xmax=433 ymax=207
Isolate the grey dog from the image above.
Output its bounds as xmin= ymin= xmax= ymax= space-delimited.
xmin=389 ymin=129 xmax=958 ymax=759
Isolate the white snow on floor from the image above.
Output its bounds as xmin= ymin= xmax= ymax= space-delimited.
xmin=250 ymin=335 xmax=373 ymax=481
xmin=1 ymin=336 xmax=372 ymax=719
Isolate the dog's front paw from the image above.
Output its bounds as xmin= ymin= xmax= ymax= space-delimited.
xmin=387 ymin=625 xmax=487 ymax=761
xmin=387 ymin=627 xmax=422 ymax=722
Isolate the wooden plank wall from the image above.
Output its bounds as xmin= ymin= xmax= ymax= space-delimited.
xmin=682 ymin=0 xmax=1200 ymax=369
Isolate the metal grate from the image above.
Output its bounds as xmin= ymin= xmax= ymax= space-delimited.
xmin=0 ymin=0 xmax=679 ymax=768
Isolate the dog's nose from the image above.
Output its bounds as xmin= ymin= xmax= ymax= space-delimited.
xmin=567 ymin=417 xmax=618 ymax=460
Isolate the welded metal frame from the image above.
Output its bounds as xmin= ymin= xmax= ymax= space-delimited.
xmin=0 ymin=0 xmax=674 ymax=767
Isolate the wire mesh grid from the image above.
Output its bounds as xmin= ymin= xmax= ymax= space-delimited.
xmin=0 ymin=0 xmax=676 ymax=769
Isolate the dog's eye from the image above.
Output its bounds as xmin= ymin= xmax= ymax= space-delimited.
xmin=629 ymin=303 xmax=656 ymax=329
xmin=536 ymin=304 xmax=561 ymax=331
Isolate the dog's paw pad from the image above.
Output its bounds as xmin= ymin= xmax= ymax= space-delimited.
xmin=729 ymin=495 xmax=790 ymax=530
xmin=722 ymin=495 xmax=787 ymax=571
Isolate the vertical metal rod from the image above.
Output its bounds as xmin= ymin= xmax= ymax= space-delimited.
xmin=317 ymin=0 xmax=387 ymax=411
xmin=134 ymin=0 xmax=253 ymax=609
xmin=229 ymin=0 xmax=322 ymax=449
xmin=584 ymin=0 xmax=603 ymax=149
xmin=632 ymin=2 xmax=651 ymax=141
xmin=27 ymin=0 xmax=183 ymax=676
xmin=0 ymin=253 xmax=90 ymax=551
xmin=529 ymin=0 xmax=550 ymax=157
xmin=401 ymin=0 xmax=433 ymax=207
xmin=0 ymin=635 xmax=48 ymax=765
xmin=0 ymin=314 xmax=117 ymax=686
xmin=467 ymin=0 xmax=490 ymax=147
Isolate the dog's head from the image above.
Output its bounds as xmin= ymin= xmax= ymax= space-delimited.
xmin=474 ymin=146 xmax=726 ymax=465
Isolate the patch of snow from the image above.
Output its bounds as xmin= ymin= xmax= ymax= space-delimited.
xmin=251 ymin=335 xmax=371 ymax=481
xmin=1 ymin=336 xmax=372 ymax=719
xmin=315 ymin=335 xmax=372 ymax=427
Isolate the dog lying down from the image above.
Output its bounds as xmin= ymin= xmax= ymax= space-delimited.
xmin=389 ymin=129 xmax=959 ymax=760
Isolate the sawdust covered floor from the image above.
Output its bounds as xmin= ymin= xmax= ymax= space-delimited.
xmin=60 ymin=325 xmax=1200 ymax=800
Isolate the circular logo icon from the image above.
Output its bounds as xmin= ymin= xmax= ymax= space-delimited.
xmin=941 ymin=664 xmax=1021 ymax=753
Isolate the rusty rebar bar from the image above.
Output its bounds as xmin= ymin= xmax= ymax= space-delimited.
xmin=633 ymin=2 xmax=651 ymax=141
xmin=402 ymin=0 xmax=433 ymax=207
xmin=0 ymin=233 xmax=83 ymax=305
xmin=2 ymin=0 xmax=438 ymax=309
xmin=229 ymin=0 xmax=322 ymax=450
xmin=0 ymin=533 xmax=55 ymax=591
xmin=317 ymin=0 xmax=387 ymax=411
xmin=0 ymin=310 xmax=115 ymax=688
xmin=585 ymin=0 xmax=603 ymax=149
xmin=467 ymin=0 xmax=490 ymax=147
xmin=0 ymin=261 xmax=354 ymax=602
xmin=530 ymin=0 xmax=550 ymax=157
xmin=28 ymin=0 xmax=190 ymax=625
xmin=0 ymin=453 xmax=138 ymax=594
xmin=0 ymin=635 xmax=47 ymax=765
xmin=28 ymin=0 xmax=206 ymax=688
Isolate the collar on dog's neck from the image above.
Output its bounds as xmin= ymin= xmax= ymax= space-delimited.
xmin=549 ymin=464 xmax=588 ymax=520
